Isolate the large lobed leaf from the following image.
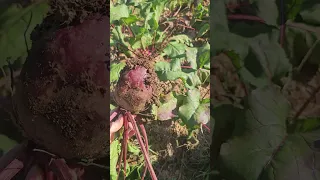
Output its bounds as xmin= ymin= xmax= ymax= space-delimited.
xmin=218 ymin=87 xmax=320 ymax=180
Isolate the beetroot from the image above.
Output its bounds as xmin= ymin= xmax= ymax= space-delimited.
xmin=114 ymin=66 xmax=153 ymax=113
xmin=13 ymin=15 xmax=109 ymax=159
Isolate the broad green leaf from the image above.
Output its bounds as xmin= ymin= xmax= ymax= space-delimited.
xmin=198 ymin=42 xmax=210 ymax=69
xmin=251 ymin=0 xmax=278 ymax=26
xmin=300 ymin=2 xmax=320 ymax=25
xmin=0 ymin=1 xmax=49 ymax=66
xmin=178 ymin=89 xmax=202 ymax=129
xmin=169 ymin=34 xmax=192 ymax=46
xmin=186 ymin=47 xmax=197 ymax=69
xmin=186 ymin=71 xmax=202 ymax=87
xmin=218 ymin=87 xmax=320 ymax=180
xmin=111 ymin=61 xmax=126 ymax=83
xmin=194 ymin=103 xmax=210 ymax=124
xmin=211 ymin=30 xmax=249 ymax=59
xmin=219 ymin=87 xmax=290 ymax=180
xmin=152 ymin=0 xmax=166 ymax=23
xmin=198 ymin=68 xmax=210 ymax=83
xmin=210 ymin=0 xmax=228 ymax=33
xmin=244 ymin=34 xmax=291 ymax=86
xmin=163 ymin=42 xmax=186 ymax=59
xmin=156 ymin=93 xmax=177 ymax=120
xmin=259 ymin=129 xmax=320 ymax=180
xmin=155 ymin=60 xmax=187 ymax=82
xmin=110 ymin=4 xmax=129 ymax=22
xmin=284 ymin=25 xmax=320 ymax=66
xmin=229 ymin=21 xmax=278 ymax=38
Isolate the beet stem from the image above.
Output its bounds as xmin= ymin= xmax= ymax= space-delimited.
xmin=126 ymin=112 xmax=157 ymax=180
xmin=110 ymin=108 xmax=119 ymax=121
xmin=122 ymin=116 xmax=129 ymax=179
xmin=202 ymin=123 xmax=211 ymax=132
xmin=139 ymin=124 xmax=148 ymax=180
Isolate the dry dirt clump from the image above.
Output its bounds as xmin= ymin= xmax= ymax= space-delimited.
xmin=49 ymin=0 xmax=109 ymax=24
xmin=14 ymin=15 xmax=109 ymax=159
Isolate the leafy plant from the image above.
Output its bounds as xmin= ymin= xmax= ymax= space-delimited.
xmin=110 ymin=0 xmax=210 ymax=179
xmin=211 ymin=0 xmax=320 ymax=179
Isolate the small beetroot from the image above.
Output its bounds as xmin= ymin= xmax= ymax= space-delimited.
xmin=114 ymin=66 xmax=153 ymax=113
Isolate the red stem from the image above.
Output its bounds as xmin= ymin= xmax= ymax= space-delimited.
xmin=110 ymin=108 xmax=119 ymax=121
xmin=126 ymin=112 xmax=157 ymax=180
xmin=122 ymin=116 xmax=129 ymax=179
xmin=139 ymin=124 xmax=149 ymax=180
xmin=228 ymin=14 xmax=266 ymax=24
xmin=202 ymin=123 xmax=210 ymax=132
xmin=181 ymin=65 xmax=193 ymax=69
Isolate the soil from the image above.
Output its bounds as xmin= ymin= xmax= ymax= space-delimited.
xmin=49 ymin=0 xmax=109 ymax=24
xmin=127 ymin=120 xmax=210 ymax=180
xmin=13 ymin=14 xmax=109 ymax=159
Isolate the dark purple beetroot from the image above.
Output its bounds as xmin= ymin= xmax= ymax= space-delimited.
xmin=13 ymin=15 xmax=109 ymax=159
xmin=113 ymin=66 xmax=153 ymax=114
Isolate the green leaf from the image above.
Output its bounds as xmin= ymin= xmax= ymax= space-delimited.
xmin=155 ymin=61 xmax=186 ymax=80
xmin=110 ymin=104 xmax=117 ymax=111
xmin=284 ymin=24 xmax=320 ymax=66
xmin=197 ymin=23 xmax=209 ymax=38
xmin=242 ymin=34 xmax=291 ymax=87
xmin=194 ymin=103 xmax=210 ymax=124
xmin=111 ymin=61 xmax=126 ymax=83
xmin=198 ymin=68 xmax=210 ymax=83
xmin=219 ymin=87 xmax=289 ymax=179
xmin=111 ymin=26 xmax=131 ymax=53
xmin=198 ymin=42 xmax=210 ymax=69
xmin=121 ymin=15 xmax=140 ymax=25
xmin=141 ymin=33 xmax=153 ymax=49
xmin=288 ymin=117 xmax=320 ymax=133
xmin=186 ymin=71 xmax=202 ymax=87
xmin=128 ymin=142 xmax=140 ymax=155
xmin=283 ymin=0 xmax=303 ymax=20
xmin=0 ymin=1 xmax=49 ymax=66
xmin=186 ymin=47 xmax=197 ymax=69
xmin=169 ymin=34 xmax=192 ymax=46
xmin=110 ymin=139 xmax=120 ymax=180
xmin=217 ymin=87 xmax=320 ymax=180
xmin=251 ymin=0 xmax=278 ymax=26
xmin=110 ymin=4 xmax=129 ymax=22
xmin=156 ymin=93 xmax=177 ymax=120
xmin=163 ymin=42 xmax=187 ymax=59
xmin=178 ymin=89 xmax=202 ymax=129
xmin=0 ymin=134 xmax=17 ymax=155
xmin=300 ymin=1 xmax=320 ymax=25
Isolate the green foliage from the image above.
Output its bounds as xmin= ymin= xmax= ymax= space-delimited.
xmin=111 ymin=0 xmax=210 ymax=129
xmin=0 ymin=1 xmax=49 ymax=67
xmin=110 ymin=1 xmax=210 ymax=179
xmin=211 ymin=1 xmax=320 ymax=179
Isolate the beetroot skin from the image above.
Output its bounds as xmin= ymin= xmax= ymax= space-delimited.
xmin=114 ymin=66 xmax=153 ymax=113
xmin=14 ymin=15 xmax=109 ymax=159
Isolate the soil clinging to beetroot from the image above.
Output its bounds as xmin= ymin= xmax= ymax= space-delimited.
xmin=113 ymin=55 xmax=163 ymax=114
xmin=14 ymin=14 xmax=109 ymax=159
